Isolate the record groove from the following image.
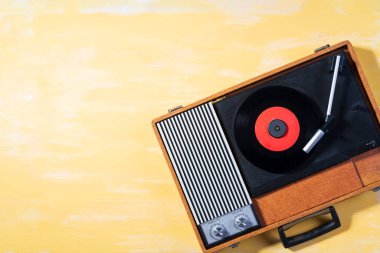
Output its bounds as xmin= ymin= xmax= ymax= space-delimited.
xmin=234 ymin=86 xmax=323 ymax=173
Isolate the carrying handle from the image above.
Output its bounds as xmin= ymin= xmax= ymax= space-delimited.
xmin=278 ymin=206 xmax=341 ymax=248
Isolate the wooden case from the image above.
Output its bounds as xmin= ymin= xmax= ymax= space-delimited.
xmin=151 ymin=41 xmax=380 ymax=252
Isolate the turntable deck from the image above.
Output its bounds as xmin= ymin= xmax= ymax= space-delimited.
xmin=152 ymin=41 xmax=380 ymax=252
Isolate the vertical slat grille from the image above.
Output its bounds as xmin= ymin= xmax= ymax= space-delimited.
xmin=157 ymin=102 xmax=252 ymax=225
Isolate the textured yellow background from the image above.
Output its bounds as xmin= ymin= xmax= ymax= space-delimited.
xmin=0 ymin=0 xmax=379 ymax=252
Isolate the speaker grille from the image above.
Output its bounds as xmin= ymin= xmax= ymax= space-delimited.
xmin=157 ymin=102 xmax=251 ymax=225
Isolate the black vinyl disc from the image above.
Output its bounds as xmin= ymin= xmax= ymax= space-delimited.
xmin=234 ymin=86 xmax=323 ymax=173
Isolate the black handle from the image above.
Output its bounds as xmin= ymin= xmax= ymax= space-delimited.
xmin=278 ymin=206 xmax=341 ymax=248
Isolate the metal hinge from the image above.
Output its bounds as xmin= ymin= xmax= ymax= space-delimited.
xmin=229 ymin=243 xmax=239 ymax=248
xmin=168 ymin=105 xmax=183 ymax=113
xmin=314 ymin=44 xmax=330 ymax=53
xmin=211 ymin=96 xmax=226 ymax=104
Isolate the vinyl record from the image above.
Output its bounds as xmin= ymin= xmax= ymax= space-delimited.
xmin=234 ymin=86 xmax=323 ymax=173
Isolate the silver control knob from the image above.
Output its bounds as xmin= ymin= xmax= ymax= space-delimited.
xmin=210 ymin=224 xmax=227 ymax=240
xmin=234 ymin=214 xmax=250 ymax=230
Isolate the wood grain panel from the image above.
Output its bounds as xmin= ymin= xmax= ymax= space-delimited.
xmin=354 ymin=148 xmax=380 ymax=185
xmin=254 ymin=162 xmax=363 ymax=225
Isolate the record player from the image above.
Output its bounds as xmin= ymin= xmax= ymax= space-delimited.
xmin=152 ymin=41 xmax=380 ymax=252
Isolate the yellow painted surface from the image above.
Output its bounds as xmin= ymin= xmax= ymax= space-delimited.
xmin=0 ymin=0 xmax=379 ymax=252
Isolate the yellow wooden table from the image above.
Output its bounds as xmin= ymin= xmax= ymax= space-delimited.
xmin=0 ymin=1 xmax=379 ymax=252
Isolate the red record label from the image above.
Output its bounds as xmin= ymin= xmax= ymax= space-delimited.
xmin=254 ymin=106 xmax=300 ymax=152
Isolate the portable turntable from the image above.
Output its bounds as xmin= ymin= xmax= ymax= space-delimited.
xmin=152 ymin=41 xmax=380 ymax=252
